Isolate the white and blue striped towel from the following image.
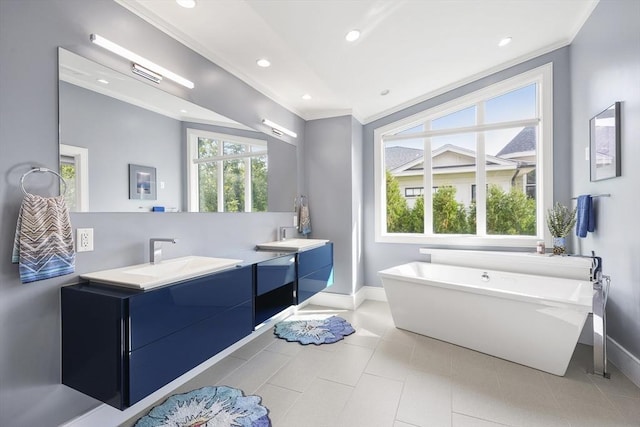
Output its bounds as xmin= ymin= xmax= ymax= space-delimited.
xmin=12 ymin=194 xmax=75 ymax=283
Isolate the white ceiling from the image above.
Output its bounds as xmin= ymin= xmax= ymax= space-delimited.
xmin=116 ymin=0 xmax=598 ymax=124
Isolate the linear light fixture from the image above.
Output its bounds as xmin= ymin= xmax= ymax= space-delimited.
xmin=89 ymin=34 xmax=194 ymax=89
xmin=262 ymin=119 xmax=297 ymax=138
xmin=132 ymin=63 xmax=162 ymax=84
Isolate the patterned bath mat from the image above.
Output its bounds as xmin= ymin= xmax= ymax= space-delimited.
xmin=274 ymin=315 xmax=355 ymax=345
xmin=134 ymin=385 xmax=271 ymax=427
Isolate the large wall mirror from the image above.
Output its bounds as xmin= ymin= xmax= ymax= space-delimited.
xmin=58 ymin=48 xmax=297 ymax=213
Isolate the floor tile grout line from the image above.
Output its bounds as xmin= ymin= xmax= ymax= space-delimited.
xmin=586 ymin=366 xmax=640 ymax=400
xmin=451 ymin=411 xmax=515 ymax=427
xmin=594 ymin=381 xmax=634 ymax=423
xmin=449 ymin=354 xmax=454 ymax=427
xmin=494 ymin=362 xmax=566 ymax=416
xmin=392 ymin=375 xmax=409 ymax=427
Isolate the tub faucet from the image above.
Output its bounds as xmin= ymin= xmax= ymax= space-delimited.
xmin=278 ymin=226 xmax=297 ymax=241
xmin=592 ymin=256 xmax=602 ymax=283
xmin=149 ymin=237 xmax=177 ymax=264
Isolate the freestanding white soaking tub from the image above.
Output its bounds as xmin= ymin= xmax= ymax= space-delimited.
xmin=379 ymin=262 xmax=594 ymax=376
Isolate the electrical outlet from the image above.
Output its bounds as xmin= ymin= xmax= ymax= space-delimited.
xmin=77 ymin=228 xmax=94 ymax=252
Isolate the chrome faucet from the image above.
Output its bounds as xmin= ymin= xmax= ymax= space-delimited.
xmin=278 ymin=226 xmax=298 ymax=241
xmin=149 ymin=238 xmax=177 ymax=264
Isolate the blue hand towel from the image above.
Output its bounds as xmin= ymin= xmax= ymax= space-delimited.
xmin=576 ymin=195 xmax=595 ymax=238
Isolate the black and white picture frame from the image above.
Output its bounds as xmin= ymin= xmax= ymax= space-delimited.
xmin=129 ymin=164 xmax=157 ymax=200
xmin=590 ymin=102 xmax=621 ymax=181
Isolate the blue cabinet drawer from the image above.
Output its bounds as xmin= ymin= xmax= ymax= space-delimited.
xmin=297 ymin=243 xmax=333 ymax=277
xmin=129 ymin=266 xmax=252 ymax=350
xmin=128 ymin=300 xmax=252 ymax=405
xmin=256 ymin=255 xmax=296 ymax=295
xmin=298 ymin=265 xmax=334 ymax=304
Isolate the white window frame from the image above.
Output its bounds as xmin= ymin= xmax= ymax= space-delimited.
xmin=374 ymin=63 xmax=553 ymax=248
xmin=405 ymin=187 xmax=424 ymax=197
xmin=187 ymin=128 xmax=267 ymax=213
xmin=60 ymin=144 xmax=89 ymax=212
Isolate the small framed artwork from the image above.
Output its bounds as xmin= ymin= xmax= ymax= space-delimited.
xmin=129 ymin=164 xmax=157 ymax=200
xmin=590 ymin=102 xmax=621 ymax=181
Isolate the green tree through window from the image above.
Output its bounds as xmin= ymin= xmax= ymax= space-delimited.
xmin=194 ymin=135 xmax=267 ymax=212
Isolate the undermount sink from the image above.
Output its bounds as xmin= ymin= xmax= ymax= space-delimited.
xmin=80 ymin=256 xmax=243 ymax=290
xmin=256 ymin=238 xmax=329 ymax=252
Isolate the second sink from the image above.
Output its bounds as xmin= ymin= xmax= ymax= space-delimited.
xmin=256 ymin=238 xmax=329 ymax=252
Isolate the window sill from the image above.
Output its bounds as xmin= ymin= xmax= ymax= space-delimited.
xmin=375 ymin=233 xmax=545 ymax=249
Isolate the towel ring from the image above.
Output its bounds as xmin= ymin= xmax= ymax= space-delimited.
xmin=20 ymin=167 xmax=68 ymax=196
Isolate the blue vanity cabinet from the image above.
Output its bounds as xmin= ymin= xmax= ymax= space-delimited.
xmin=254 ymin=254 xmax=296 ymax=326
xmin=61 ymin=285 xmax=129 ymax=409
xmin=61 ymin=265 xmax=253 ymax=410
xmin=297 ymin=243 xmax=334 ymax=304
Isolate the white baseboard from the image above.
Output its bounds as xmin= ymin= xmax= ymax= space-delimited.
xmin=607 ymin=336 xmax=640 ymax=388
xmin=308 ymin=285 xmax=387 ymax=310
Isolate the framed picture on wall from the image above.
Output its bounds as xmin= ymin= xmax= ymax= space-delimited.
xmin=129 ymin=164 xmax=157 ymax=200
xmin=590 ymin=102 xmax=621 ymax=181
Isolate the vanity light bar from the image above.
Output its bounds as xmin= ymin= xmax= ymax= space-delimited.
xmin=262 ymin=119 xmax=297 ymax=138
xmin=132 ymin=63 xmax=162 ymax=84
xmin=89 ymin=34 xmax=195 ymax=89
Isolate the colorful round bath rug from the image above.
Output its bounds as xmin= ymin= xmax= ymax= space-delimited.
xmin=274 ymin=315 xmax=355 ymax=345
xmin=134 ymin=385 xmax=271 ymax=427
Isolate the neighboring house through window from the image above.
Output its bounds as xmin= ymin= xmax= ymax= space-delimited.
xmin=374 ymin=64 xmax=553 ymax=247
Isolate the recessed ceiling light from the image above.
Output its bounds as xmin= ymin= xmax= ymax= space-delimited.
xmin=498 ymin=37 xmax=512 ymax=47
xmin=301 ymin=94 xmax=312 ymax=100
xmin=180 ymin=109 xmax=188 ymax=113
xmin=345 ymin=29 xmax=361 ymax=42
xmin=256 ymin=58 xmax=271 ymax=68
xmin=380 ymin=89 xmax=390 ymax=96
xmin=176 ymin=0 xmax=196 ymax=8
xmin=97 ymin=78 xmax=109 ymax=84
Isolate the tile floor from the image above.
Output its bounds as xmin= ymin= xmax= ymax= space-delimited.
xmin=122 ymin=301 xmax=640 ymax=427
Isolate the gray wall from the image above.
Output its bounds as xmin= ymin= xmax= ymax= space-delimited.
xmin=60 ymin=81 xmax=183 ymax=211
xmin=362 ymin=47 xmax=573 ymax=287
xmin=305 ymin=115 xmax=364 ymax=295
xmin=570 ymin=0 xmax=640 ymax=361
xmin=0 ymin=1 xmax=302 ymax=426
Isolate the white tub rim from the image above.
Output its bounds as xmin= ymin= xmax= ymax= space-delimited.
xmin=378 ymin=261 xmax=594 ymax=311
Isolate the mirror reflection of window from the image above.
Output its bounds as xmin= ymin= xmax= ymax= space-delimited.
xmin=188 ymin=129 xmax=268 ymax=213
xmin=60 ymin=156 xmax=77 ymax=211
xmin=60 ymin=144 xmax=89 ymax=212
